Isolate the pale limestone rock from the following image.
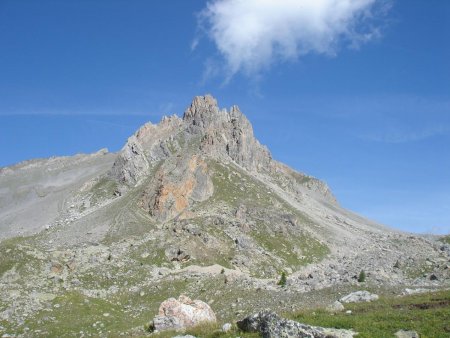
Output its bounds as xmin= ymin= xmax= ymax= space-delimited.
xmin=152 ymin=295 xmax=216 ymax=331
xmin=326 ymin=300 xmax=345 ymax=313
xmin=340 ymin=291 xmax=379 ymax=303
xmin=237 ymin=310 xmax=356 ymax=338
xmin=395 ymin=330 xmax=420 ymax=338
xmin=222 ymin=323 xmax=232 ymax=332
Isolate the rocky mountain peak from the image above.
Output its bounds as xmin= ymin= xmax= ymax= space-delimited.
xmin=110 ymin=95 xmax=337 ymax=219
xmin=183 ymin=94 xmax=222 ymax=129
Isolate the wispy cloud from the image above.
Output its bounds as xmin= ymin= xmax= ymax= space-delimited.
xmin=0 ymin=110 xmax=157 ymax=117
xmin=362 ymin=125 xmax=449 ymax=144
xmin=197 ymin=0 xmax=390 ymax=79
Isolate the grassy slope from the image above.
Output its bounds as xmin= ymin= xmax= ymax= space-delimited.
xmin=291 ymin=289 xmax=450 ymax=338
xmin=440 ymin=235 xmax=450 ymax=245
xmin=203 ymin=161 xmax=329 ymax=275
xmin=150 ymin=290 xmax=450 ymax=338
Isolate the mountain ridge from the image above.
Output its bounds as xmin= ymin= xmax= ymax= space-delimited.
xmin=0 ymin=95 xmax=448 ymax=336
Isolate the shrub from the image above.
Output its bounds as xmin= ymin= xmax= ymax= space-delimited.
xmin=358 ymin=270 xmax=366 ymax=283
xmin=278 ymin=271 xmax=287 ymax=287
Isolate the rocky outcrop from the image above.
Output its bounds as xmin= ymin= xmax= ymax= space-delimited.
xmin=140 ymin=155 xmax=213 ymax=221
xmin=183 ymin=94 xmax=224 ymax=131
xmin=151 ymin=295 xmax=216 ymax=331
xmin=110 ymin=135 xmax=150 ymax=186
xmin=340 ymin=291 xmax=379 ymax=303
xmin=196 ymin=98 xmax=273 ymax=173
xmin=237 ymin=310 xmax=356 ymax=338
xmin=110 ymin=115 xmax=183 ymax=186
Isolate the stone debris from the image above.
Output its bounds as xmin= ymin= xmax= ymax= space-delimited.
xmin=237 ymin=310 xmax=356 ymax=338
xmin=340 ymin=291 xmax=379 ymax=303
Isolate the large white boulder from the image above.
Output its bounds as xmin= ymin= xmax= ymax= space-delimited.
xmin=152 ymin=295 xmax=216 ymax=331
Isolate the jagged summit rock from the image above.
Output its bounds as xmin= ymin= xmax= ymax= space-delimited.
xmin=111 ymin=94 xmax=273 ymax=189
xmin=183 ymin=94 xmax=222 ymax=127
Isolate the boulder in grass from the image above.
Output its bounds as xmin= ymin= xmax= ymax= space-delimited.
xmin=237 ymin=310 xmax=356 ymax=338
xmin=326 ymin=301 xmax=345 ymax=313
xmin=151 ymin=295 xmax=216 ymax=332
xmin=340 ymin=291 xmax=379 ymax=303
xmin=395 ymin=330 xmax=420 ymax=338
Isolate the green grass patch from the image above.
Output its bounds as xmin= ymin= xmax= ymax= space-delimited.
xmin=202 ymin=160 xmax=329 ymax=276
xmin=0 ymin=236 xmax=44 ymax=278
xmin=250 ymin=227 xmax=328 ymax=270
xmin=22 ymin=292 xmax=124 ymax=337
xmin=403 ymin=262 xmax=435 ymax=280
xmin=291 ymin=289 xmax=450 ymax=338
xmin=129 ymin=245 xmax=168 ymax=267
xmin=89 ymin=176 xmax=118 ymax=206
xmin=440 ymin=235 xmax=450 ymax=245
xmin=208 ymin=161 xmax=274 ymax=208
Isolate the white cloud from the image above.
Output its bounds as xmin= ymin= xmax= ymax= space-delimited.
xmin=362 ymin=125 xmax=449 ymax=144
xmin=198 ymin=0 xmax=390 ymax=78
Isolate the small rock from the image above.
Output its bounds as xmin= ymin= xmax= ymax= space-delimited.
xmin=326 ymin=301 xmax=345 ymax=313
xmin=222 ymin=323 xmax=232 ymax=332
xmin=429 ymin=274 xmax=438 ymax=281
xmin=395 ymin=329 xmax=420 ymax=338
xmin=34 ymin=293 xmax=57 ymax=302
xmin=50 ymin=262 xmax=64 ymax=274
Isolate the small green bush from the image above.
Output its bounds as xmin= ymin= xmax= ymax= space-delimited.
xmin=278 ymin=271 xmax=287 ymax=287
xmin=358 ymin=270 xmax=366 ymax=283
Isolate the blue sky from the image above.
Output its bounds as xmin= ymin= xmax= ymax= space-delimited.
xmin=0 ymin=0 xmax=449 ymax=234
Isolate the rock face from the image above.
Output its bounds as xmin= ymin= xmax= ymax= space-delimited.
xmin=110 ymin=134 xmax=151 ymax=186
xmin=340 ymin=291 xmax=379 ymax=303
xmin=140 ymin=155 xmax=213 ymax=221
xmin=237 ymin=310 xmax=356 ymax=338
xmin=152 ymin=295 xmax=216 ymax=331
